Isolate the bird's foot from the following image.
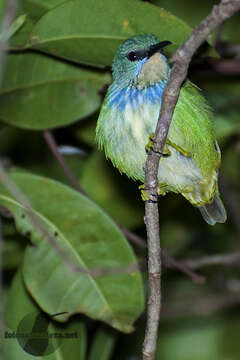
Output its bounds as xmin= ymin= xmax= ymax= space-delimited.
xmin=138 ymin=184 xmax=159 ymax=203
xmin=145 ymin=133 xmax=171 ymax=157
xmin=166 ymin=138 xmax=191 ymax=157
xmin=139 ymin=184 xmax=167 ymax=203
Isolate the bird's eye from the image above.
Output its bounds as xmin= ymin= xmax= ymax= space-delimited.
xmin=127 ymin=51 xmax=138 ymax=61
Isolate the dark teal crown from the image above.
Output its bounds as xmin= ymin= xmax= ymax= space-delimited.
xmin=117 ymin=34 xmax=160 ymax=57
xmin=112 ymin=34 xmax=161 ymax=87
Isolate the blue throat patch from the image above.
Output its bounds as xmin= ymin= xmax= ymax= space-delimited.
xmin=107 ymin=80 xmax=167 ymax=112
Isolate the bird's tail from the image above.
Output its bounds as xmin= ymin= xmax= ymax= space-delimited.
xmin=199 ymin=192 xmax=227 ymax=226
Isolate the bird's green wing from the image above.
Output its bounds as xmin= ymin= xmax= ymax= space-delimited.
xmin=168 ymin=80 xmax=220 ymax=178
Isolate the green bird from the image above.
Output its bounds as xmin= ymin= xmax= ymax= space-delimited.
xmin=96 ymin=34 xmax=227 ymax=225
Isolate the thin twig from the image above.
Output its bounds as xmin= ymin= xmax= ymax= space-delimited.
xmin=183 ymin=252 xmax=240 ymax=270
xmin=191 ymin=59 xmax=240 ymax=76
xmin=121 ymin=229 xmax=205 ymax=282
xmin=43 ymin=130 xmax=87 ymax=195
xmin=162 ymin=250 xmax=205 ymax=283
xmin=162 ymin=292 xmax=240 ymax=319
xmin=216 ymin=40 xmax=240 ymax=58
xmin=142 ymin=1 xmax=240 ymax=359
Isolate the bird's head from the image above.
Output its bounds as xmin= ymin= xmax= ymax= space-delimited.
xmin=112 ymin=34 xmax=171 ymax=89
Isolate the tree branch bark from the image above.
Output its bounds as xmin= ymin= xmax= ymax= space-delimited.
xmin=182 ymin=251 xmax=240 ymax=270
xmin=142 ymin=1 xmax=240 ymax=359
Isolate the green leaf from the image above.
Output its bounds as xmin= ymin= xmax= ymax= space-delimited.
xmin=10 ymin=16 xmax=34 ymax=48
xmin=19 ymin=0 xmax=67 ymax=22
xmin=80 ymin=151 xmax=144 ymax=229
xmin=0 ymin=14 xmax=26 ymax=41
xmin=26 ymin=0 xmax=195 ymax=67
xmin=5 ymin=270 xmax=37 ymax=331
xmin=0 ymin=172 xmax=144 ymax=333
xmin=0 ymin=0 xmax=6 ymax=24
xmin=4 ymin=270 xmax=87 ymax=360
xmin=0 ymin=51 xmax=110 ymax=129
xmin=89 ymin=326 xmax=116 ymax=360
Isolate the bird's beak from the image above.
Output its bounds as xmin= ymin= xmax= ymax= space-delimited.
xmin=147 ymin=40 xmax=172 ymax=58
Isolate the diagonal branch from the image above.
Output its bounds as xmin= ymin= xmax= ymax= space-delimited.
xmin=182 ymin=251 xmax=240 ymax=270
xmin=42 ymin=130 xmax=87 ymax=195
xmin=142 ymin=1 xmax=240 ymax=359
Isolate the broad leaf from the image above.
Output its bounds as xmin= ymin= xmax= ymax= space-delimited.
xmin=0 ymin=14 xmax=26 ymax=41
xmin=19 ymin=0 xmax=67 ymax=22
xmin=10 ymin=17 xmax=35 ymax=47
xmin=4 ymin=270 xmax=87 ymax=360
xmin=89 ymin=326 xmax=116 ymax=360
xmin=0 ymin=51 xmax=110 ymax=129
xmin=0 ymin=172 xmax=144 ymax=333
xmin=27 ymin=0 xmax=194 ymax=67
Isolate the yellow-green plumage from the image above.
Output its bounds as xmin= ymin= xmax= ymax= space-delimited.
xmin=96 ymin=34 xmax=226 ymax=225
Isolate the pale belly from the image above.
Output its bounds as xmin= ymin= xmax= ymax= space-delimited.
xmin=99 ymin=100 xmax=204 ymax=195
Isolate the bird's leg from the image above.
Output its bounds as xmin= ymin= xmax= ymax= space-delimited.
xmin=145 ymin=134 xmax=191 ymax=157
xmin=145 ymin=133 xmax=171 ymax=157
xmin=139 ymin=184 xmax=157 ymax=203
xmin=166 ymin=138 xmax=191 ymax=157
xmin=142 ymin=133 xmax=172 ymax=202
xmin=139 ymin=183 xmax=168 ymax=203
xmin=157 ymin=183 xmax=168 ymax=196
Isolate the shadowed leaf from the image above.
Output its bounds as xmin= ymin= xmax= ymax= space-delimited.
xmin=5 ymin=270 xmax=87 ymax=360
xmin=0 ymin=51 xmax=110 ymax=129
xmin=26 ymin=0 xmax=195 ymax=67
xmin=0 ymin=172 xmax=144 ymax=333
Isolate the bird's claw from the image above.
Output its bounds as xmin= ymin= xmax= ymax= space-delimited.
xmin=139 ymin=184 xmax=160 ymax=203
xmin=147 ymin=146 xmax=171 ymax=157
xmin=145 ymin=133 xmax=171 ymax=157
xmin=146 ymin=199 xmax=158 ymax=204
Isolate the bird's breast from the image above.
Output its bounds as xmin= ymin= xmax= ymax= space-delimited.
xmin=136 ymin=53 xmax=169 ymax=88
xmin=107 ymin=81 xmax=166 ymax=111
